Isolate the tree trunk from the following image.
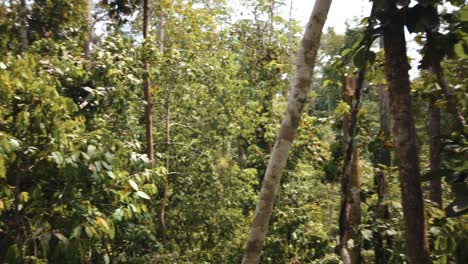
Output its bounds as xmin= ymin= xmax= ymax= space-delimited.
xmin=429 ymin=98 xmax=442 ymax=208
xmin=159 ymin=93 xmax=170 ymax=243
xmin=382 ymin=9 xmax=431 ymax=264
xmin=432 ymin=57 xmax=466 ymax=133
xmin=19 ymin=0 xmax=29 ymax=51
xmin=339 ymin=76 xmax=361 ymax=264
xmin=378 ymin=84 xmax=391 ymax=137
xmin=374 ymin=169 xmax=390 ymax=263
xmin=373 ymin=84 xmax=392 ymax=264
xmin=242 ymin=1 xmax=332 ymax=263
xmin=84 ymin=0 xmax=93 ymax=63
xmin=143 ymin=0 xmax=154 ymax=161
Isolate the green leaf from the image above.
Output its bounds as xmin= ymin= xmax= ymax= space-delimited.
xmin=113 ymin=208 xmax=123 ymax=221
xmin=341 ymin=48 xmax=352 ymax=57
xmin=136 ymin=191 xmax=150 ymax=200
xmin=71 ymin=226 xmax=81 ymax=238
xmin=84 ymin=225 xmax=96 ymax=238
xmin=97 ymin=216 xmax=109 ymax=230
xmin=460 ymin=5 xmax=468 ymax=22
xmin=106 ymin=171 xmax=116 ymax=179
xmin=352 ymin=46 xmax=367 ymax=69
xmin=361 ymin=229 xmax=373 ymax=240
xmin=0 ymin=158 xmax=6 ymax=179
xmin=128 ymin=180 xmax=139 ymax=191
xmin=87 ymin=145 xmax=97 ymax=157
xmin=54 ymin=233 xmax=69 ymax=244
xmin=51 ymin=151 xmax=64 ymax=166
xmin=454 ymin=41 xmax=467 ymax=58
xmin=9 ymin=138 xmax=21 ymax=150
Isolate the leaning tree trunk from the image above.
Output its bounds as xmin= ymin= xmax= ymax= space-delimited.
xmin=241 ymin=0 xmax=332 ymax=263
xmin=429 ymin=97 xmax=442 ymax=208
xmin=382 ymin=8 xmax=431 ymax=264
xmin=339 ymin=76 xmax=361 ymax=264
xmin=143 ymin=0 xmax=154 ymax=161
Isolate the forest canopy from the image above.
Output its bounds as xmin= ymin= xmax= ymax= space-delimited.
xmin=0 ymin=0 xmax=467 ymax=263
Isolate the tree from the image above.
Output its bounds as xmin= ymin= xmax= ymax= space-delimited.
xmin=143 ymin=0 xmax=154 ymax=161
xmin=338 ymin=76 xmax=362 ymax=264
xmin=242 ymin=0 xmax=332 ymax=262
xmin=381 ymin=3 xmax=431 ymax=264
xmin=429 ymin=96 xmax=442 ymax=208
xmin=372 ymin=82 xmax=393 ymax=264
xmin=19 ymin=0 xmax=28 ymax=51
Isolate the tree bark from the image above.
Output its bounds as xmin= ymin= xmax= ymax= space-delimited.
xmin=143 ymin=0 xmax=154 ymax=161
xmin=84 ymin=0 xmax=93 ymax=63
xmin=373 ymin=84 xmax=392 ymax=264
xmin=429 ymin=98 xmax=442 ymax=208
xmin=242 ymin=1 xmax=332 ymax=263
xmin=339 ymin=76 xmax=361 ymax=264
xmin=19 ymin=0 xmax=29 ymax=51
xmin=378 ymin=84 xmax=391 ymax=137
xmin=382 ymin=8 xmax=431 ymax=264
xmin=374 ymin=168 xmax=390 ymax=263
xmin=159 ymin=93 xmax=170 ymax=243
xmin=432 ymin=56 xmax=466 ymax=133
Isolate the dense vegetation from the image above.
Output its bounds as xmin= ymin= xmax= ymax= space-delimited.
xmin=0 ymin=0 xmax=467 ymax=263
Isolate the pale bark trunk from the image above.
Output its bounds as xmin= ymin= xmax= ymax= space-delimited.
xmin=19 ymin=0 xmax=28 ymax=51
xmin=383 ymin=8 xmax=431 ymax=264
xmin=339 ymin=76 xmax=361 ymax=264
xmin=84 ymin=0 xmax=93 ymax=62
xmin=143 ymin=0 xmax=154 ymax=161
xmin=242 ymin=1 xmax=332 ymax=263
xmin=159 ymin=94 xmax=170 ymax=243
xmin=429 ymin=98 xmax=442 ymax=208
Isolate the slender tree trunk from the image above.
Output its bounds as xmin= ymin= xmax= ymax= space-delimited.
xmin=373 ymin=84 xmax=392 ymax=264
xmin=256 ymin=0 xmax=276 ymax=180
xmin=143 ymin=0 xmax=154 ymax=161
xmin=242 ymin=1 xmax=332 ymax=263
xmin=337 ymin=4 xmax=377 ymax=258
xmin=157 ymin=7 xmax=164 ymax=53
xmin=339 ymin=76 xmax=361 ymax=264
xmin=378 ymin=84 xmax=391 ymax=137
xmin=159 ymin=93 xmax=170 ymax=243
xmin=432 ymin=57 xmax=466 ymax=132
xmin=382 ymin=8 xmax=431 ymax=264
xmin=84 ymin=0 xmax=93 ymax=63
xmin=374 ymin=168 xmax=390 ymax=263
xmin=19 ymin=0 xmax=29 ymax=51
xmin=429 ymin=98 xmax=442 ymax=208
